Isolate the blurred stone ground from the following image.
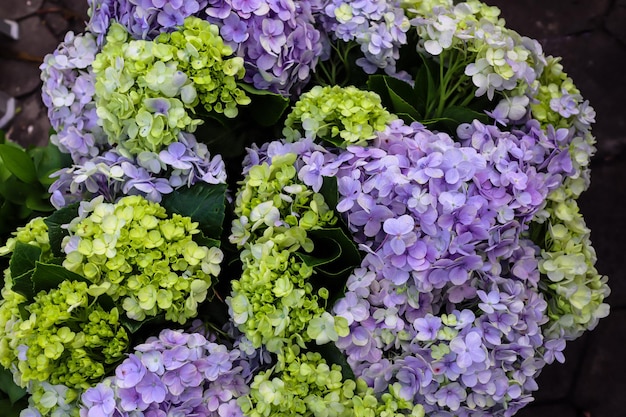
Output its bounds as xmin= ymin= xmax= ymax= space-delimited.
xmin=0 ymin=1 xmax=625 ymax=416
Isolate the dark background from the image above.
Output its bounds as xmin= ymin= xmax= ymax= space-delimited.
xmin=1 ymin=1 xmax=624 ymax=416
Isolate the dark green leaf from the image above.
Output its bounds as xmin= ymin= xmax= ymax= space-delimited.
xmin=25 ymin=192 xmax=53 ymax=213
xmin=384 ymin=76 xmax=421 ymax=118
xmin=121 ymin=314 xmax=165 ymax=334
xmin=31 ymin=262 xmax=90 ymax=295
xmin=0 ymin=398 xmax=27 ymax=417
xmin=310 ymin=342 xmax=355 ymax=381
xmin=44 ymin=203 xmax=79 ymax=257
xmin=9 ymin=243 xmax=41 ymax=299
xmin=295 ymin=227 xmax=361 ymax=279
xmin=194 ymin=230 xmax=222 ymax=249
xmin=319 ymin=176 xmax=338 ymax=213
xmin=238 ymin=83 xmax=290 ymax=127
xmin=161 ymin=183 xmax=227 ymax=241
xmin=415 ymin=53 xmax=440 ymax=117
xmin=29 ymin=143 xmax=72 ymax=187
xmin=8 ymin=243 xmax=40 ymax=276
xmin=0 ymin=367 xmax=26 ymax=404
xmin=0 ymin=144 xmax=37 ymax=184
xmin=0 ymin=176 xmax=30 ymax=205
xmin=367 ymin=75 xmax=421 ymax=122
xmin=437 ymin=106 xmax=489 ymax=133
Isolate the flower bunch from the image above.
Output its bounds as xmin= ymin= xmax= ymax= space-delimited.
xmin=316 ymin=0 xmax=411 ymax=78
xmin=88 ymin=0 xmax=209 ymax=43
xmin=228 ymin=147 xmax=345 ymax=353
xmin=2 ymin=280 xmax=129 ymax=390
xmin=283 ymin=85 xmax=396 ymax=147
xmin=204 ymin=0 xmax=326 ymax=95
xmin=61 ymin=195 xmax=223 ymax=323
xmin=76 ymin=328 xmax=254 ymax=417
xmin=93 ymin=17 xmax=248 ymax=155
xmin=1 ymin=0 xmax=610 ymax=416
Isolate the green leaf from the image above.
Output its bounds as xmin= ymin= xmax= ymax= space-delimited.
xmin=9 ymin=242 xmax=40 ymax=277
xmin=436 ymin=106 xmax=489 ymax=133
xmin=161 ymin=183 xmax=227 ymax=241
xmin=9 ymin=242 xmax=41 ymax=299
xmin=367 ymin=75 xmax=421 ymax=122
xmin=0 ymin=367 xmax=26 ymax=404
xmin=295 ymin=227 xmax=361 ymax=280
xmin=0 ymin=144 xmax=37 ymax=184
xmin=29 ymin=143 xmax=72 ymax=187
xmin=319 ymin=176 xmax=338 ymax=213
xmin=238 ymin=83 xmax=290 ymax=127
xmin=121 ymin=314 xmax=165 ymax=334
xmin=30 ymin=262 xmax=90 ymax=295
xmin=194 ymin=230 xmax=221 ymax=249
xmin=414 ymin=54 xmax=439 ymax=117
xmin=0 ymin=176 xmax=31 ymax=205
xmin=44 ymin=203 xmax=79 ymax=257
xmin=25 ymin=192 xmax=53 ymax=213
xmin=0 ymin=398 xmax=27 ymax=417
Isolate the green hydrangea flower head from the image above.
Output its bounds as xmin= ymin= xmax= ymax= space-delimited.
xmin=229 ymin=153 xmax=340 ymax=353
xmin=62 ymin=195 xmax=223 ymax=324
xmin=283 ymin=85 xmax=396 ymax=148
xmin=239 ymin=346 xmax=425 ymax=417
xmin=0 ymin=217 xmax=51 ymax=258
xmin=93 ymin=17 xmax=249 ymax=156
xmin=536 ymin=197 xmax=610 ymax=339
xmin=4 ymin=280 xmax=129 ymax=390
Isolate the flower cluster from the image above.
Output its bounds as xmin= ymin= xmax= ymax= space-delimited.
xmin=13 ymin=1 xmax=610 ymax=416
xmin=40 ymin=31 xmax=105 ymax=163
xmin=0 ymin=278 xmax=129 ymax=392
xmin=410 ymin=0 xmax=545 ymax=118
xmin=77 ymin=328 xmax=253 ymax=417
xmin=87 ymin=0 xmax=209 ymax=43
xmin=62 ymin=195 xmax=223 ymax=323
xmin=228 ymin=147 xmax=346 ymax=353
xmin=93 ymin=17 xmax=248 ymax=156
xmin=41 ymin=15 xmax=229 ymax=209
xmin=317 ymin=0 xmax=411 ymax=77
xmin=283 ymin=85 xmax=396 ymax=147
xmin=204 ymin=0 xmax=326 ymax=95
xmin=251 ymin=118 xmax=567 ymax=414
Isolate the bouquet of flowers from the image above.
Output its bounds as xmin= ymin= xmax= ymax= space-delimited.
xmin=0 ymin=0 xmax=610 ymax=416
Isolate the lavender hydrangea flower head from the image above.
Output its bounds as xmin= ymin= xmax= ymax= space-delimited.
xmin=88 ymin=0 xmax=209 ymax=42
xmin=40 ymin=31 xmax=107 ymax=163
xmin=205 ymin=0 xmax=327 ymax=95
xmin=316 ymin=0 xmax=411 ymax=78
xmin=79 ymin=329 xmax=255 ymax=417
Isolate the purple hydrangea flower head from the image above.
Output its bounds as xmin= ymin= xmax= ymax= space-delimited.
xmin=81 ymin=329 xmax=256 ymax=416
xmin=240 ymin=118 xmax=577 ymax=414
xmin=204 ymin=0 xmax=326 ymax=95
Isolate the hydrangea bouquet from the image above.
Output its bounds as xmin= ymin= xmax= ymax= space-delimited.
xmin=0 ymin=0 xmax=610 ymax=416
